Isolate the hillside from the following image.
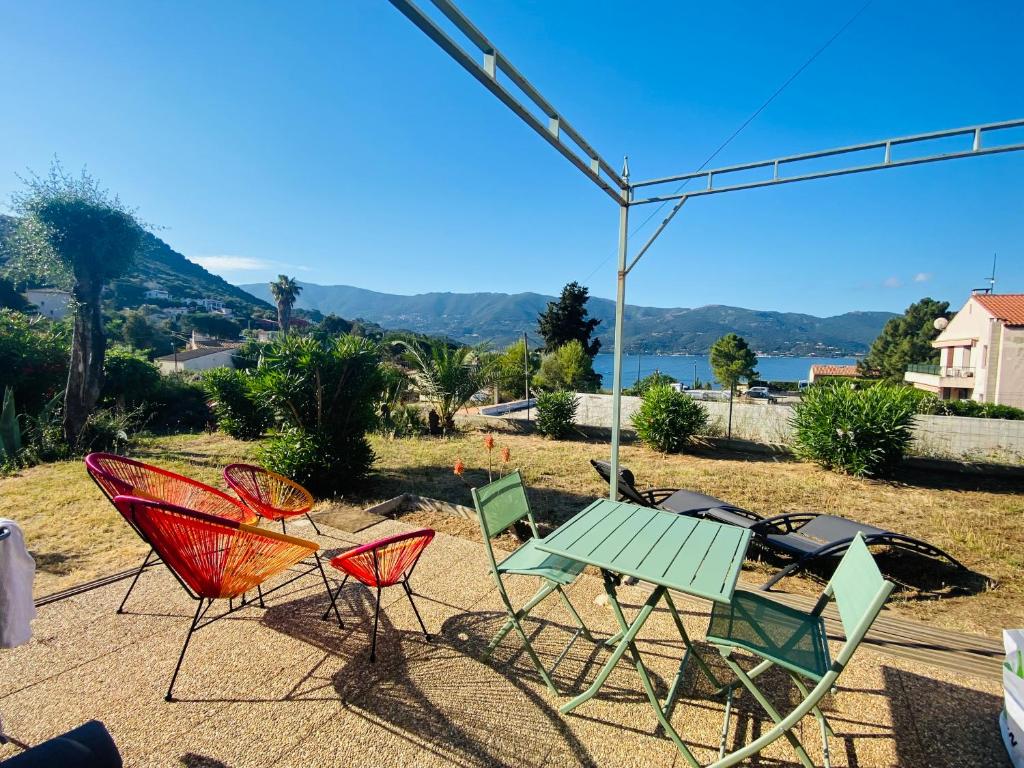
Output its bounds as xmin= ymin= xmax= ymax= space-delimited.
xmin=240 ymin=281 xmax=894 ymax=354
xmin=0 ymin=214 xmax=272 ymax=315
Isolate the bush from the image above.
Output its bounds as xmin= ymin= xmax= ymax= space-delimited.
xmin=535 ymin=390 xmax=578 ymax=439
xmin=533 ymin=340 xmax=599 ymax=393
xmin=202 ymin=367 xmax=269 ymax=440
xmin=632 ymin=385 xmax=708 ymax=453
xmin=145 ymin=373 xmax=210 ymax=434
xmin=625 ymin=371 xmax=678 ymax=396
xmin=791 ymin=382 xmax=918 ymax=477
xmin=102 ymin=346 xmax=161 ymax=411
xmin=251 ymin=334 xmax=385 ymax=496
xmin=257 ymin=427 xmax=374 ymax=497
xmin=917 ymin=395 xmax=1024 ymax=420
xmin=0 ymin=309 xmax=69 ymax=415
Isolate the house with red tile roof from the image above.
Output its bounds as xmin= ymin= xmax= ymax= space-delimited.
xmin=807 ymin=364 xmax=862 ymax=383
xmin=904 ymin=292 xmax=1024 ymax=407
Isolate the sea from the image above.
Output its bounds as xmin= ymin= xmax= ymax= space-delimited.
xmin=592 ymin=353 xmax=858 ymax=390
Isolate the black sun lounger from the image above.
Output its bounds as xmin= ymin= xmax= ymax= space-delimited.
xmin=590 ymin=459 xmax=967 ymax=589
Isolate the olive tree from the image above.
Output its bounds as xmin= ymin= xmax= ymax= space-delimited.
xmin=10 ymin=164 xmax=143 ymax=444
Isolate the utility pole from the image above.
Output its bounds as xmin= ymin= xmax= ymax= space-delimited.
xmin=523 ymin=331 xmax=530 ymax=421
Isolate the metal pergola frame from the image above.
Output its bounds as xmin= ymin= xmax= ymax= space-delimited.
xmin=387 ymin=0 xmax=1024 ymax=498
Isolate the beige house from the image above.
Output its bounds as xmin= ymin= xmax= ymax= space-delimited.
xmin=156 ymin=343 xmax=240 ymax=374
xmin=904 ymin=292 xmax=1024 ymax=407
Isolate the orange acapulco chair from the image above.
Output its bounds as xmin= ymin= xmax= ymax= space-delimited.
xmin=223 ymin=463 xmax=323 ymax=535
xmin=322 ymin=529 xmax=435 ymax=662
xmin=85 ymin=452 xmax=259 ymax=613
xmin=111 ymin=495 xmax=345 ymax=701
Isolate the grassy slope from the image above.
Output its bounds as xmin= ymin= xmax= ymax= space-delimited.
xmin=2 ymin=428 xmax=1021 ymax=636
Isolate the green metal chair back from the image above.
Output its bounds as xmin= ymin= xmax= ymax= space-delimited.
xmin=471 ymin=470 xmax=539 ymax=540
xmin=825 ymin=532 xmax=894 ymax=665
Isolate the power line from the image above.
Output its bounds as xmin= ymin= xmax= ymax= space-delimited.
xmin=578 ymin=0 xmax=875 ymax=287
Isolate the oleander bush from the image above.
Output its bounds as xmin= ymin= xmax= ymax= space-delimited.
xmin=535 ymin=390 xmax=579 ymax=439
xmin=791 ymin=381 xmax=919 ymax=477
xmin=632 ymin=384 xmax=708 ymax=453
xmin=202 ymin=367 xmax=269 ymax=440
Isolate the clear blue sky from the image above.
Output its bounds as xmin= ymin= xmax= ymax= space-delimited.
xmin=2 ymin=1 xmax=1021 ymax=316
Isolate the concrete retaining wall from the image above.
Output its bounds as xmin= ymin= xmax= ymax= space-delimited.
xmin=504 ymin=393 xmax=1024 ymax=464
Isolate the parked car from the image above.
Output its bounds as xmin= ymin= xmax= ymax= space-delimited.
xmin=744 ymin=386 xmax=777 ymax=403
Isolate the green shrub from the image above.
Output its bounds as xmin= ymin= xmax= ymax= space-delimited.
xmin=625 ymin=371 xmax=678 ymax=397
xmin=376 ymin=363 xmax=424 ymax=438
xmin=533 ymin=340 xmax=599 ymax=393
xmin=535 ymin=390 xmax=578 ymax=439
xmin=791 ymin=382 xmax=919 ymax=477
xmin=0 ymin=309 xmax=69 ymax=415
xmin=632 ymin=385 xmax=708 ymax=453
xmin=145 ymin=373 xmax=210 ymax=434
xmin=251 ymin=334 xmax=385 ymax=496
xmin=102 ymin=346 xmax=161 ymax=411
xmin=202 ymin=367 xmax=269 ymax=440
xmin=257 ymin=427 xmax=374 ymax=497
xmin=917 ymin=395 xmax=1024 ymax=420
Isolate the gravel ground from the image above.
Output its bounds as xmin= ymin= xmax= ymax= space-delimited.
xmin=0 ymin=516 xmax=1009 ymax=767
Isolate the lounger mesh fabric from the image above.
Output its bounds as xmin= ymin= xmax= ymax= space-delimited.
xmin=223 ymin=463 xmax=314 ymax=522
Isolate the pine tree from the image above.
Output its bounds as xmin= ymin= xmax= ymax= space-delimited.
xmin=860 ymin=298 xmax=950 ymax=381
xmin=536 ymin=281 xmax=601 ymax=356
xmin=709 ymin=333 xmax=758 ymax=439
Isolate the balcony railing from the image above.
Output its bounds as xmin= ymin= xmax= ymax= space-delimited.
xmin=906 ymin=364 xmax=975 ymax=378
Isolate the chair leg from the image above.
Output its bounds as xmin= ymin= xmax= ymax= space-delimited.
xmin=402 ymin=579 xmax=430 ymax=640
xmin=257 ymin=583 xmax=266 ymax=608
xmin=118 ymin=548 xmax=156 ymax=614
xmin=555 ymin=585 xmax=593 ymax=641
xmin=281 ymin=519 xmax=287 ymax=535
xmin=316 ymin=557 xmax=345 ymax=628
xmin=722 ymin=654 xmax=816 ymax=768
xmin=166 ymin=600 xmax=206 ymax=702
xmin=370 ymin=587 xmax=382 ymax=662
xmin=306 ymin=512 xmax=322 ymax=535
xmin=321 ymin=574 xmax=350 ymax=621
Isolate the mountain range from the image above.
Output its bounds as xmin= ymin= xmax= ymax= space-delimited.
xmin=240 ymin=281 xmax=893 ymax=355
xmin=0 ymin=214 xmax=271 ymax=315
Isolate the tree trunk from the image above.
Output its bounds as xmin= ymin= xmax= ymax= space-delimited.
xmin=727 ymin=382 xmax=734 ymax=440
xmin=63 ymin=284 xmax=106 ymax=446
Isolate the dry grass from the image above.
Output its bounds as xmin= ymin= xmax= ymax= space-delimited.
xmin=3 ymin=424 xmax=1021 ymax=636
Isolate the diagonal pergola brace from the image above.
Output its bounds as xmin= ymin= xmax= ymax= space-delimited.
xmin=631 ymin=118 xmax=1024 ymax=205
xmin=388 ymin=0 xmax=627 ymax=204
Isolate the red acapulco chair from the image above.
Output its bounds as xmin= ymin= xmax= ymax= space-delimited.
xmin=85 ymin=452 xmax=258 ymax=613
xmin=223 ymin=463 xmax=322 ymax=535
xmin=111 ymin=495 xmax=344 ymax=701
xmin=322 ymin=528 xmax=436 ymax=661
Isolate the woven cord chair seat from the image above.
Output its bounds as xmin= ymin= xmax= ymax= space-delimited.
xmin=87 ymin=453 xmax=256 ymax=524
xmin=330 ymin=529 xmax=435 ymax=587
xmin=114 ymin=497 xmax=318 ymax=599
xmin=223 ymin=464 xmax=314 ymax=522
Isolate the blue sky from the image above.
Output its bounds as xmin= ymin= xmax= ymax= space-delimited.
xmin=2 ymin=1 xmax=1021 ymax=316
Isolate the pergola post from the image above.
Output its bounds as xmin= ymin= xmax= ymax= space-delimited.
xmin=608 ymin=195 xmax=629 ymax=501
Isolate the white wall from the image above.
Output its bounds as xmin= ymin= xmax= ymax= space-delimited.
xmin=157 ymin=348 xmax=235 ymax=374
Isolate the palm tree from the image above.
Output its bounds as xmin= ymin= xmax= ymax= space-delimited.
xmin=269 ymin=275 xmax=302 ymax=334
xmin=398 ymin=341 xmax=493 ymax=435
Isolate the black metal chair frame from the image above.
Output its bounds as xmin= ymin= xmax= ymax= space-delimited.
xmin=590 ymin=459 xmax=968 ymax=590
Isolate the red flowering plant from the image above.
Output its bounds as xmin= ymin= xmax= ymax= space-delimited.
xmin=453 ymin=433 xmax=513 ymax=488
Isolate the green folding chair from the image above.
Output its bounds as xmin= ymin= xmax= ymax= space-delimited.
xmin=471 ymin=471 xmax=594 ymax=694
xmin=706 ymin=533 xmax=894 ymax=768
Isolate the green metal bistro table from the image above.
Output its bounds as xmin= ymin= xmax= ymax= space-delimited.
xmin=536 ymin=498 xmax=751 ymax=767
